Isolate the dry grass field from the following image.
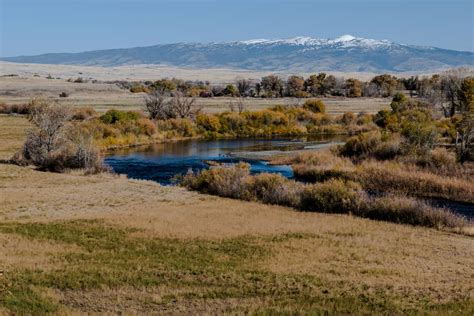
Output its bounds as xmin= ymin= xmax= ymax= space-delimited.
xmin=0 ymin=114 xmax=473 ymax=314
xmin=0 ymin=72 xmax=389 ymax=115
xmin=0 ymin=61 xmax=393 ymax=83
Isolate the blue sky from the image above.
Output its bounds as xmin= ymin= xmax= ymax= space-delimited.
xmin=0 ymin=0 xmax=473 ymax=57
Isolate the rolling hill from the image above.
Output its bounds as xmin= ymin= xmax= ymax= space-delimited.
xmin=3 ymin=35 xmax=473 ymax=73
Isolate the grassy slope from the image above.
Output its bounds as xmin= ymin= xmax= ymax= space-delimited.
xmin=0 ymin=115 xmax=473 ymax=314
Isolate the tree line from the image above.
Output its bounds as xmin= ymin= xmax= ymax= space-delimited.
xmin=127 ymin=68 xmax=473 ymax=104
xmin=130 ymin=73 xmax=401 ymax=98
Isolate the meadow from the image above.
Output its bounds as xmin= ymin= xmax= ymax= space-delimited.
xmin=0 ymin=112 xmax=473 ymax=314
xmin=0 ymin=71 xmax=473 ymax=314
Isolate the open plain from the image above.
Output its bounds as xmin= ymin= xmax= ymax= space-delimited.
xmin=0 ymin=109 xmax=473 ymax=314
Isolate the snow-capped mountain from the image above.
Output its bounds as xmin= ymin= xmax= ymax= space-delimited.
xmin=238 ymin=35 xmax=392 ymax=49
xmin=3 ymin=35 xmax=473 ymax=72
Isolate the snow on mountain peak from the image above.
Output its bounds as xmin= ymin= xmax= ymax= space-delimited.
xmin=333 ymin=34 xmax=356 ymax=42
xmin=239 ymin=37 xmax=320 ymax=46
xmin=240 ymin=38 xmax=269 ymax=45
xmin=238 ymin=35 xmax=394 ymax=49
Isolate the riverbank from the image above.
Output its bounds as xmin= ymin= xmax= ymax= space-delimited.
xmin=0 ymin=113 xmax=473 ymax=314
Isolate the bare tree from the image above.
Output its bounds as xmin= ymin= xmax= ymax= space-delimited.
xmin=455 ymin=116 xmax=473 ymax=163
xmin=170 ymin=92 xmax=200 ymax=119
xmin=286 ymin=75 xmax=305 ymax=97
xmin=440 ymin=71 xmax=463 ymax=117
xmin=17 ymin=102 xmax=104 ymax=172
xmin=66 ymin=126 xmax=105 ymax=172
xmin=236 ymin=79 xmax=252 ymax=97
xmin=21 ymin=102 xmax=70 ymax=168
xmin=144 ymin=90 xmax=172 ymax=120
xmin=333 ymin=77 xmax=347 ymax=96
xmin=227 ymin=97 xmax=247 ymax=113
xmin=27 ymin=102 xmax=71 ymax=154
xmin=261 ymin=75 xmax=284 ymax=98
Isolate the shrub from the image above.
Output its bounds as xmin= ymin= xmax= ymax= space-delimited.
xmin=361 ymin=195 xmax=467 ymax=229
xmin=60 ymin=125 xmax=107 ymax=173
xmin=300 ymin=180 xmax=362 ymax=213
xmin=289 ymin=151 xmax=355 ymax=182
xmin=308 ymin=113 xmax=332 ymax=125
xmin=340 ymin=112 xmax=356 ymax=125
xmin=137 ymin=118 xmax=157 ymax=136
xmin=374 ymin=109 xmax=398 ymax=130
xmin=340 ymin=131 xmax=382 ymax=158
xmin=100 ymin=110 xmax=140 ymax=124
xmin=196 ymin=114 xmax=221 ymax=133
xmin=16 ymin=103 xmax=105 ymax=173
xmin=390 ymin=92 xmax=407 ymax=113
xmin=356 ymin=112 xmax=373 ymax=125
xmin=182 ymin=162 xmax=254 ymax=200
xmin=0 ymin=103 xmax=32 ymax=115
xmin=223 ymin=84 xmax=239 ymax=97
xmin=157 ymin=118 xmax=196 ymax=138
xmin=251 ymin=173 xmax=302 ymax=206
xmin=294 ymin=91 xmax=310 ymax=98
xmin=130 ymin=85 xmax=150 ymax=93
xmin=218 ymin=112 xmax=248 ymax=135
xmin=413 ymin=147 xmax=460 ymax=175
xmin=303 ymin=99 xmax=326 ymax=113
xmin=356 ymin=161 xmax=474 ymax=203
xmin=199 ymin=90 xmax=213 ymax=98
xmin=71 ymin=107 xmax=96 ymax=121
xmin=181 ymin=163 xmax=468 ymax=230
xmin=400 ymin=120 xmax=437 ymax=155
xmin=372 ymin=136 xmax=401 ymax=160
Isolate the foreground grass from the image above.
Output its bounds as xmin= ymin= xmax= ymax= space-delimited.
xmin=0 ymin=114 xmax=29 ymax=160
xmin=0 ymin=220 xmax=472 ymax=314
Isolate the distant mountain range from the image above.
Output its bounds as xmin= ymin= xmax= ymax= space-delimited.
xmin=3 ymin=35 xmax=473 ymax=73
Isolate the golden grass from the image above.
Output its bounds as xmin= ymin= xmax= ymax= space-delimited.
xmin=0 ymin=114 xmax=473 ymax=313
xmin=0 ymin=114 xmax=29 ymax=160
xmin=286 ymin=150 xmax=474 ymax=203
xmin=0 ymin=76 xmax=389 ymax=114
xmin=358 ymin=160 xmax=474 ymax=202
xmin=0 ymin=233 xmax=79 ymax=272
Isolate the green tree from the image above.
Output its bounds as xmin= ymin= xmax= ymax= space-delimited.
xmin=223 ymin=84 xmax=238 ymax=97
xmin=390 ymin=92 xmax=408 ymax=113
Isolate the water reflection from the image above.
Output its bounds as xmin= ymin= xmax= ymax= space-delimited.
xmin=105 ymin=136 xmax=344 ymax=185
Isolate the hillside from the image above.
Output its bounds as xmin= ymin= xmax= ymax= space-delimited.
xmin=3 ymin=35 xmax=473 ymax=72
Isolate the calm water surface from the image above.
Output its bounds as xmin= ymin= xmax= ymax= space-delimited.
xmin=105 ymin=136 xmax=344 ymax=185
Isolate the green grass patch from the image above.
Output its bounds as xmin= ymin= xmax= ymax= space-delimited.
xmin=0 ymin=220 xmax=471 ymax=314
xmin=0 ymin=285 xmax=57 ymax=315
